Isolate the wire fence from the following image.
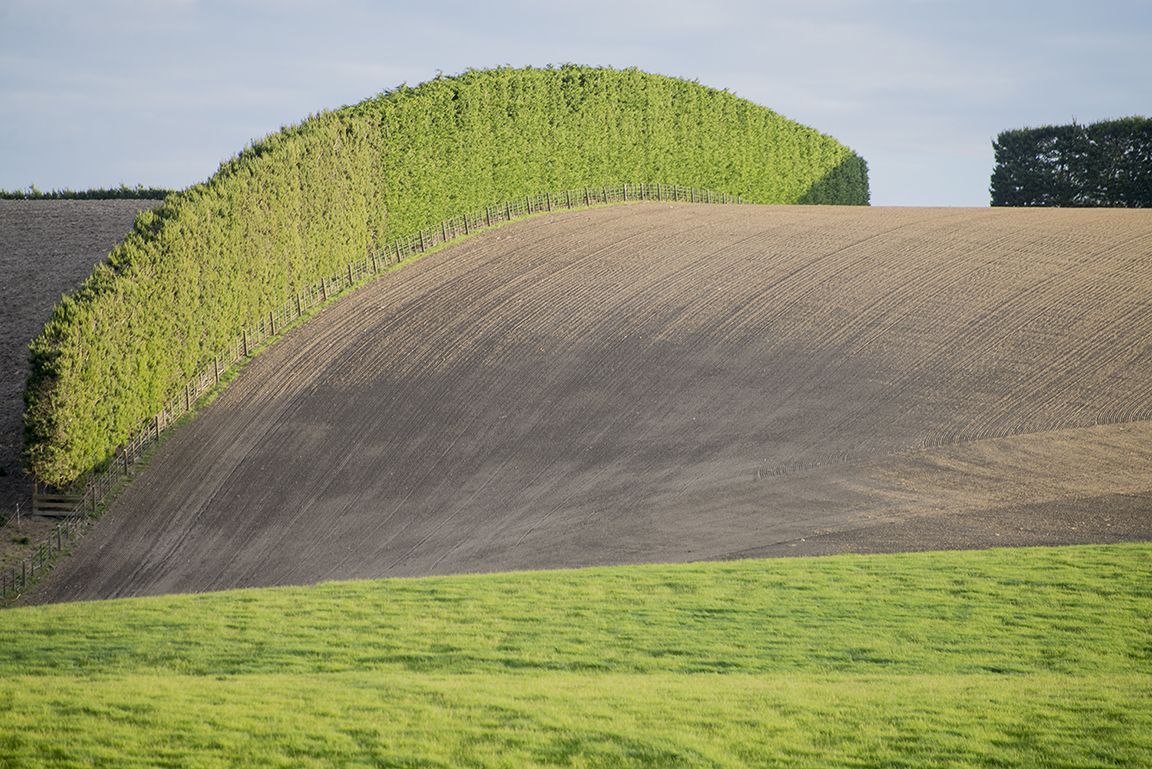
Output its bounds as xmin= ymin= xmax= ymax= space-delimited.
xmin=1 ymin=181 xmax=747 ymax=603
xmin=1 ymin=512 xmax=90 ymax=603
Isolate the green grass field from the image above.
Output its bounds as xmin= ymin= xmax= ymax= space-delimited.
xmin=2 ymin=544 xmax=1149 ymax=767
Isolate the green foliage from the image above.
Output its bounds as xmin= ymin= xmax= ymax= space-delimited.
xmin=0 ymin=546 xmax=1149 ymax=766
xmin=346 ymin=65 xmax=868 ymax=238
xmin=991 ymin=116 xmax=1152 ymax=207
xmin=24 ymin=114 xmax=388 ymax=486
xmin=24 ymin=65 xmax=868 ymax=487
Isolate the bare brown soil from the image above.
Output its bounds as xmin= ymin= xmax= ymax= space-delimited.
xmin=0 ymin=200 xmax=161 ymax=570
xmin=15 ymin=202 xmax=1152 ymax=604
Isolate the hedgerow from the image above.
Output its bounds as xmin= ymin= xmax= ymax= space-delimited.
xmin=344 ymin=66 xmax=868 ymax=236
xmin=24 ymin=65 xmax=868 ymax=487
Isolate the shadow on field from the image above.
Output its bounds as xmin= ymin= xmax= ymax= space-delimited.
xmin=797 ymin=154 xmax=870 ymax=206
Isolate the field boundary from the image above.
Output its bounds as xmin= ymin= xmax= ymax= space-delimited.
xmin=3 ymin=182 xmax=744 ymax=603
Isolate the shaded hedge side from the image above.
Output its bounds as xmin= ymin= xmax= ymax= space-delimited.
xmin=990 ymin=117 xmax=1151 ymax=207
xmin=25 ymin=65 xmax=868 ymax=487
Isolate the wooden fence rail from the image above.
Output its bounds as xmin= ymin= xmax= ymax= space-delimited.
xmin=1 ymin=182 xmax=747 ymax=603
xmin=31 ymin=492 xmax=86 ymax=518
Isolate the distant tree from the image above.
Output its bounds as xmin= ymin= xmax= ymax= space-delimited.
xmin=990 ymin=117 xmax=1151 ymax=207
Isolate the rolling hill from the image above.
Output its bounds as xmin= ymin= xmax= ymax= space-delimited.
xmin=28 ymin=201 xmax=1152 ymax=604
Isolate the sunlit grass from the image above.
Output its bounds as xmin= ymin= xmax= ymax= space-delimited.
xmin=1 ymin=544 xmax=1149 ymax=767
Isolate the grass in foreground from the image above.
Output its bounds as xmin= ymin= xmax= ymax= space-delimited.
xmin=0 ymin=544 xmax=1149 ymax=767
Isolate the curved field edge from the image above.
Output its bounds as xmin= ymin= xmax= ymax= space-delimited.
xmin=2 ymin=545 xmax=1150 ymax=766
xmin=23 ymin=64 xmax=868 ymax=488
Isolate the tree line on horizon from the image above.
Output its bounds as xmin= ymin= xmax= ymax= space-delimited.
xmin=0 ymin=184 xmax=172 ymax=201
xmin=990 ymin=116 xmax=1151 ymax=207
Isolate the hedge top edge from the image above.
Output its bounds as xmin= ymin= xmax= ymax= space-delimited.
xmin=24 ymin=64 xmax=869 ymax=487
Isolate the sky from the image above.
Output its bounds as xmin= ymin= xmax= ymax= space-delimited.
xmin=1 ymin=0 xmax=1148 ymax=207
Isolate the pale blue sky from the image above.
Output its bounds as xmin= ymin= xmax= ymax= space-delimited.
xmin=1 ymin=0 xmax=1148 ymax=206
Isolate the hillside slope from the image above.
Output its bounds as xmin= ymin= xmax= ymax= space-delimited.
xmin=29 ymin=203 xmax=1152 ymax=603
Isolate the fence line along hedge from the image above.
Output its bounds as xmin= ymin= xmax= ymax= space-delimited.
xmin=24 ymin=65 xmax=868 ymax=488
xmin=990 ymin=116 xmax=1151 ymax=207
xmin=2 ymin=184 xmax=740 ymax=602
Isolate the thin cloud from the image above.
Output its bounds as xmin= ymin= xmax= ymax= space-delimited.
xmin=1 ymin=0 xmax=1148 ymax=205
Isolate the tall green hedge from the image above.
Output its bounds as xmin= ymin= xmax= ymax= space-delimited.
xmin=25 ymin=65 xmax=868 ymax=487
xmin=343 ymin=65 xmax=869 ymax=235
xmin=990 ymin=117 xmax=1151 ymax=207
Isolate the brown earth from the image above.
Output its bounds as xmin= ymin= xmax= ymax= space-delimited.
xmin=0 ymin=200 xmax=161 ymax=572
xmin=13 ymin=201 xmax=1152 ymax=605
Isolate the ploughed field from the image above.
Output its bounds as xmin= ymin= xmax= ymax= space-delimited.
xmin=0 ymin=200 xmax=163 ymax=527
xmin=25 ymin=202 xmax=1152 ymax=603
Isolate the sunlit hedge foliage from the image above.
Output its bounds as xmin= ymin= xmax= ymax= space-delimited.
xmin=25 ymin=65 xmax=868 ymax=487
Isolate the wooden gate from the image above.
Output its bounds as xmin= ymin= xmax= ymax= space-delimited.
xmin=31 ymin=490 xmax=85 ymax=519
